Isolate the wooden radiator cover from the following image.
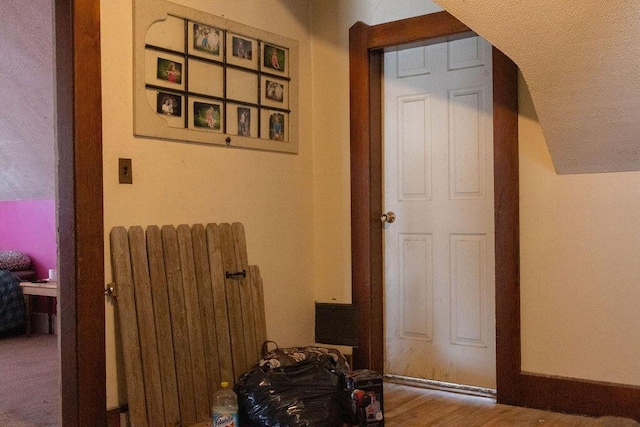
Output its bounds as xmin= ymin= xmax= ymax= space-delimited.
xmin=110 ymin=222 xmax=266 ymax=427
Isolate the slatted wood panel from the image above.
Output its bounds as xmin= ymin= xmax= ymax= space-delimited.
xmin=110 ymin=227 xmax=148 ymax=427
xmin=128 ymin=227 xmax=164 ymax=426
xmin=162 ymin=225 xmax=197 ymax=426
xmin=248 ymin=265 xmax=267 ymax=362
xmin=233 ymin=223 xmax=259 ymax=372
xmin=191 ymin=224 xmax=221 ymax=407
xmin=219 ymin=223 xmax=247 ymax=381
xmin=177 ymin=224 xmax=209 ymax=421
xmin=205 ymin=224 xmax=234 ymax=388
xmin=110 ymin=222 xmax=266 ymax=427
xmin=146 ymin=225 xmax=181 ymax=426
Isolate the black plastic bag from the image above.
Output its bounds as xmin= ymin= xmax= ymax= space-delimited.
xmin=236 ymin=347 xmax=348 ymax=426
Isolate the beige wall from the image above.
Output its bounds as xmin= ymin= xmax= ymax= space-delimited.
xmin=101 ymin=0 xmax=640 ymax=409
xmin=309 ymin=2 xmax=443 ymax=303
xmin=518 ymin=73 xmax=640 ymax=386
xmin=101 ymin=0 xmax=315 ymax=407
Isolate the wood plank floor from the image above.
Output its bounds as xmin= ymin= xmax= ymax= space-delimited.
xmin=383 ymin=381 xmax=639 ymax=426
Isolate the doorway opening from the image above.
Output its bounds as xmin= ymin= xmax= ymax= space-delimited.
xmin=348 ymin=10 xmax=518 ymax=402
xmin=349 ymin=11 xmax=640 ymax=420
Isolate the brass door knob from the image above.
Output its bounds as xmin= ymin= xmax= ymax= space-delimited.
xmin=381 ymin=211 xmax=396 ymax=224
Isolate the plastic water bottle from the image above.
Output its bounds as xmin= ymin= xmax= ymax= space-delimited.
xmin=212 ymin=381 xmax=239 ymax=427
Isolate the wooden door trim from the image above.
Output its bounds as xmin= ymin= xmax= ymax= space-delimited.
xmin=56 ymin=0 xmax=106 ymax=424
xmin=349 ymin=11 xmax=640 ymax=420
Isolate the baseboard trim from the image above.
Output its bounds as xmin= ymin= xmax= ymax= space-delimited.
xmin=107 ymin=405 xmax=128 ymax=427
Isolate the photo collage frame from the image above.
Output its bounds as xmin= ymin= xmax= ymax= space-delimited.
xmin=134 ymin=0 xmax=299 ymax=153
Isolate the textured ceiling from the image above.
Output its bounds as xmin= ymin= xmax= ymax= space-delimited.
xmin=434 ymin=0 xmax=640 ymax=174
xmin=0 ymin=2 xmax=55 ymax=201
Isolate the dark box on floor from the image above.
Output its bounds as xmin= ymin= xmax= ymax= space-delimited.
xmin=343 ymin=369 xmax=384 ymax=426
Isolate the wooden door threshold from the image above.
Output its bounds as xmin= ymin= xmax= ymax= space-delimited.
xmin=384 ymin=374 xmax=496 ymax=399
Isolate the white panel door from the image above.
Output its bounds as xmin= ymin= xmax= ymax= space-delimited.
xmin=383 ymin=36 xmax=496 ymax=388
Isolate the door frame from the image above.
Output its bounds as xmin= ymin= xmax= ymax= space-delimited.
xmin=55 ymin=0 xmax=106 ymax=424
xmin=349 ymin=11 xmax=640 ymax=420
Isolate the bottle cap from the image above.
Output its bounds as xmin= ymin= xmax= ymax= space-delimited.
xmin=221 ymin=381 xmax=229 ymax=388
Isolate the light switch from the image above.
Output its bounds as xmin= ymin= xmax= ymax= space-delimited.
xmin=119 ymin=158 xmax=133 ymax=184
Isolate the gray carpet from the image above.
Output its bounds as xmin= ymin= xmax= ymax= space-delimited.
xmin=0 ymin=333 xmax=59 ymax=426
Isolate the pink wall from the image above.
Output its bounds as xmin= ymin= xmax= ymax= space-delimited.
xmin=0 ymin=199 xmax=57 ymax=280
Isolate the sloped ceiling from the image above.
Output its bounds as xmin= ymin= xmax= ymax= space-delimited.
xmin=0 ymin=2 xmax=55 ymax=201
xmin=434 ymin=0 xmax=640 ymax=174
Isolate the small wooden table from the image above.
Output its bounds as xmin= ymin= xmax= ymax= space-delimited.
xmin=20 ymin=281 xmax=58 ymax=336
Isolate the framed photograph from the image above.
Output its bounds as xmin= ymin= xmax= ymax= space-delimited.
xmin=265 ymin=80 xmax=284 ymax=102
xmin=232 ymin=36 xmax=252 ymax=60
xmin=227 ymin=104 xmax=258 ymax=137
xmin=134 ymin=0 xmax=299 ymax=153
xmin=226 ymin=33 xmax=258 ymax=69
xmin=157 ymin=57 xmax=183 ymax=84
xmin=263 ymin=44 xmax=286 ymax=73
xmin=189 ymin=99 xmax=223 ymax=132
xmin=145 ymin=49 xmax=185 ymax=90
xmin=145 ymin=88 xmax=184 ymax=128
xmin=260 ymin=110 xmax=287 ymax=142
xmin=262 ymin=43 xmax=289 ymax=77
xmin=189 ymin=22 xmax=222 ymax=59
xmin=261 ymin=77 xmax=289 ymax=109
xmin=156 ymin=92 xmax=182 ymax=117
xmin=236 ymin=107 xmax=251 ymax=136
xmin=270 ymin=112 xmax=284 ymax=141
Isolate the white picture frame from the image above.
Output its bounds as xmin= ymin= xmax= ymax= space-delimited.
xmin=133 ymin=0 xmax=299 ymax=153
